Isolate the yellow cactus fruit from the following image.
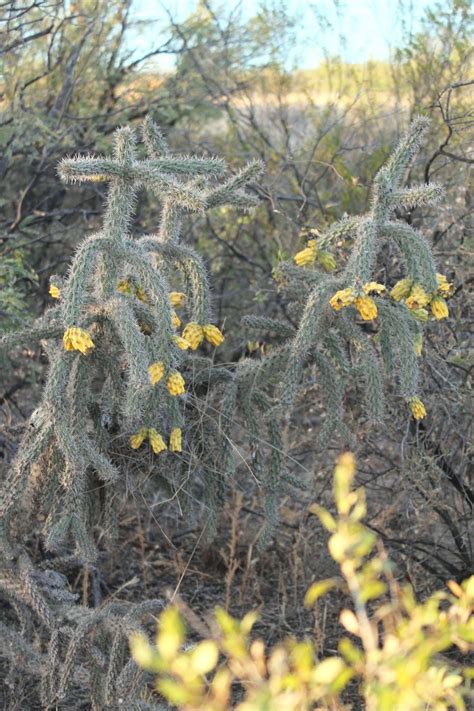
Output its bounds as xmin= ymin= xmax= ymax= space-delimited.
xmin=171 ymin=311 xmax=181 ymax=329
xmin=117 ymin=279 xmax=133 ymax=296
xmin=169 ymin=427 xmax=182 ymax=452
xmin=329 ymin=288 xmax=355 ymax=311
xmin=167 ymin=371 xmax=185 ymax=396
xmin=117 ymin=279 xmax=148 ymax=302
xmin=63 ymin=327 xmax=95 ymax=355
xmin=203 ymin=324 xmax=225 ymax=347
xmin=173 ymin=335 xmax=191 ymax=350
xmin=49 ymin=284 xmax=61 ymax=299
xmin=354 ymin=295 xmax=378 ymax=321
xmin=436 ymin=273 xmax=454 ymax=298
xmin=390 ymin=278 xmax=413 ymax=301
xmin=148 ymin=428 xmax=167 ymax=454
xmin=318 ymin=251 xmax=337 ymax=271
xmin=130 ymin=427 xmax=147 ymax=449
xmin=182 ymin=322 xmax=204 ymax=350
xmin=169 ymin=291 xmax=187 ymax=308
xmin=363 ymin=282 xmax=386 ymax=295
xmin=294 ymin=239 xmax=317 ymax=267
xmin=431 ymin=296 xmax=449 ymax=320
xmin=405 ymin=284 xmax=430 ymax=310
xmin=409 ymin=397 xmax=427 ymax=420
xmin=148 ymin=362 xmax=165 ymax=385
xmin=135 ymin=287 xmax=148 ymax=303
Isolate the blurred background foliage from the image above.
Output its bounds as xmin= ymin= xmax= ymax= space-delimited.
xmin=0 ymin=0 xmax=472 ymax=647
xmin=1 ymin=0 xmax=471 ymax=332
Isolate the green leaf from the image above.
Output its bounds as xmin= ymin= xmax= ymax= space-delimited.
xmin=309 ymin=504 xmax=336 ymax=532
xmin=190 ymin=640 xmax=219 ymax=675
xmin=304 ymin=579 xmax=337 ymax=607
xmin=157 ymin=606 xmax=186 ymax=661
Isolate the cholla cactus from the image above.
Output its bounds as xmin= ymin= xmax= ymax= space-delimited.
xmin=0 ymin=117 xmax=263 ymax=562
xmin=281 ymin=117 xmax=451 ymax=419
xmin=222 ymin=117 xmax=453 ymax=545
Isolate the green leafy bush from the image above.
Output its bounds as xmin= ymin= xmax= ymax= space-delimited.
xmin=131 ymin=452 xmax=474 ymax=711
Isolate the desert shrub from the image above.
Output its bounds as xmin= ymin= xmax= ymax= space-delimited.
xmin=131 ymin=452 xmax=474 ymax=710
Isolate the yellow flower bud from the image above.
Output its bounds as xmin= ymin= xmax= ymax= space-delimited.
xmin=436 ymin=273 xmax=454 ymax=298
xmin=182 ymin=322 xmax=204 ymax=350
xmin=169 ymin=291 xmax=187 ymax=308
xmin=431 ymin=296 xmax=449 ymax=320
xmin=49 ymin=284 xmax=61 ymax=299
xmin=354 ymin=295 xmax=378 ymax=321
xmin=117 ymin=279 xmax=148 ymax=302
xmin=63 ymin=327 xmax=95 ymax=355
xmin=405 ymin=284 xmax=430 ymax=310
xmin=117 ymin=279 xmax=133 ymax=296
xmin=294 ymin=239 xmax=317 ymax=267
xmin=167 ymin=371 xmax=185 ymax=396
xmin=169 ymin=427 xmax=182 ymax=452
xmin=390 ymin=278 xmax=412 ymax=301
xmin=148 ymin=428 xmax=167 ymax=454
xmin=148 ymin=362 xmax=165 ymax=385
xmin=135 ymin=287 xmax=148 ymax=303
xmin=171 ymin=311 xmax=181 ymax=329
xmin=173 ymin=335 xmax=190 ymax=350
xmin=409 ymin=397 xmax=426 ymax=420
xmin=318 ymin=251 xmax=337 ymax=272
xmin=363 ymin=282 xmax=386 ymax=295
xmin=329 ymin=288 xmax=354 ymax=311
xmin=203 ymin=324 xmax=225 ymax=347
xmin=130 ymin=427 xmax=147 ymax=449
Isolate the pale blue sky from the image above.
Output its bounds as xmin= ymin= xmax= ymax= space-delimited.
xmin=129 ymin=0 xmax=435 ymax=69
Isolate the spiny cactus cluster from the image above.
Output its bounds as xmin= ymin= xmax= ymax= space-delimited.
xmin=0 ymin=117 xmax=453 ymax=559
xmin=0 ymin=117 xmax=263 ymax=563
xmin=0 ymin=554 xmax=167 ymax=708
xmin=282 ymin=116 xmax=451 ymax=420
xmin=221 ymin=117 xmax=453 ymax=544
xmin=0 ymin=116 xmax=454 ymax=707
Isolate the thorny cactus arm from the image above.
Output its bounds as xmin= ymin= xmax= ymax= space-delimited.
xmin=204 ymin=159 xmax=264 ymax=211
xmin=380 ymin=222 xmax=438 ymax=290
xmin=58 ymin=155 xmax=226 ymax=182
xmin=140 ymin=238 xmax=212 ymax=324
